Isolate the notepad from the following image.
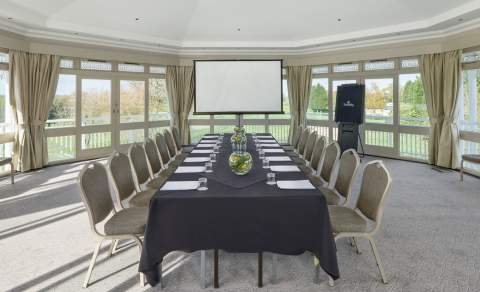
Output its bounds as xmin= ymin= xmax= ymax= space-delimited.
xmin=199 ymin=140 xmax=218 ymax=144
xmin=276 ymin=180 xmax=315 ymax=189
xmin=191 ymin=149 xmax=214 ymax=154
xmin=184 ymin=157 xmax=211 ymax=163
xmin=256 ymin=135 xmax=272 ymax=138
xmin=203 ymin=135 xmax=219 ymax=139
xmin=160 ymin=181 xmax=199 ymax=191
xmin=263 ymin=149 xmax=285 ymax=153
xmin=260 ymin=144 xmax=280 ymax=148
xmin=175 ymin=166 xmax=206 ymax=173
xmin=197 ymin=144 xmax=216 ymax=148
xmin=258 ymin=139 xmax=277 ymax=143
xmin=266 ymin=156 xmax=292 ymax=162
xmin=270 ymin=165 xmax=301 ymax=172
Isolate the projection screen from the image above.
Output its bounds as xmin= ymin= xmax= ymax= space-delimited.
xmin=194 ymin=60 xmax=283 ymax=114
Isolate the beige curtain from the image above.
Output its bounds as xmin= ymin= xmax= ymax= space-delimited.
xmin=166 ymin=66 xmax=194 ymax=145
xmin=286 ymin=66 xmax=312 ymax=142
xmin=420 ymin=50 xmax=461 ymax=168
xmin=9 ymin=51 xmax=60 ymax=172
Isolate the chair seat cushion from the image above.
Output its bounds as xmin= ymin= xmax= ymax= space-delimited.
xmin=282 ymin=145 xmax=295 ymax=151
xmin=182 ymin=146 xmax=195 ymax=153
xmin=104 ymin=207 xmax=147 ymax=236
xmin=292 ymin=157 xmax=306 ymax=165
xmin=462 ymin=154 xmax=480 ymax=163
xmin=318 ymin=186 xmax=341 ymax=205
xmin=299 ymin=164 xmax=312 ymax=175
xmin=308 ymin=174 xmax=326 ymax=188
xmin=328 ymin=206 xmax=367 ymax=233
xmin=129 ymin=189 xmax=157 ymax=207
xmin=146 ymin=175 xmax=169 ymax=189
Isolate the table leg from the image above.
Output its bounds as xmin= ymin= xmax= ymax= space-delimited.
xmin=271 ymin=254 xmax=277 ymax=284
xmin=214 ymin=249 xmax=219 ymax=288
xmin=200 ymin=250 xmax=206 ymax=288
xmin=258 ymin=252 xmax=263 ymax=288
xmin=158 ymin=261 xmax=164 ymax=289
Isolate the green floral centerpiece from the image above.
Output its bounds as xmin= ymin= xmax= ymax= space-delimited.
xmin=228 ymin=125 xmax=253 ymax=175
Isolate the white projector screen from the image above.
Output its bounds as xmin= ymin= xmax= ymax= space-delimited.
xmin=194 ymin=60 xmax=283 ymax=114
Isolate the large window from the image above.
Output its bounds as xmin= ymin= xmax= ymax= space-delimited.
xmin=270 ymin=79 xmax=290 ymax=119
xmin=47 ymin=74 xmax=76 ymax=128
xmin=460 ymin=69 xmax=480 ymax=132
xmin=365 ymin=78 xmax=394 ymax=124
xmin=308 ymin=78 xmax=328 ymax=120
xmin=81 ymin=79 xmax=111 ymax=126
xmin=0 ymin=70 xmax=14 ymax=134
xmin=119 ymin=80 xmax=145 ymax=123
xmin=149 ymin=78 xmax=169 ymax=121
xmin=399 ymin=74 xmax=428 ymax=126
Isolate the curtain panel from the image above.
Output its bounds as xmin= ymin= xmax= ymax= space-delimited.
xmin=9 ymin=50 xmax=60 ymax=172
xmin=166 ymin=66 xmax=195 ymax=145
xmin=420 ymin=50 xmax=461 ymax=168
xmin=286 ymin=66 xmax=312 ymax=142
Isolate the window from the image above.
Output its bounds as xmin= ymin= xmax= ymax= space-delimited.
xmin=332 ymin=80 xmax=356 ymax=119
xmin=333 ymin=63 xmax=359 ymax=73
xmin=120 ymin=129 xmax=145 ymax=144
xmin=401 ymin=59 xmax=419 ymax=69
xmin=214 ymin=114 xmax=236 ymax=120
xmin=460 ymin=69 xmax=480 ymax=132
xmin=269 ymin=79 xmax=290 ymax=119
xmin=81 ymin=79 xmax=111 ymax=126
xmin=365 ymin=78 xmax=394 ymax=124
xmin=462 ymin=51 xmax=480 ymax=63
xmin=60 ymin=59 xmax=74 ymax=69
xmin=118 ymin=63 xmax=145 ymax=73
xmin=0 ymin=70 xmax=14 ymax=134
xmin=150 ymin=66 xmax=166 ymax=74
xmin=47 ymin=136 xmax=75 ymax=162
xmin=48 ymin=74 xmax=76 ymax=128
xmin=399 ymin=74 xmax=428 ymax=126
xmin=149 ymin=78 xmax=169 ymax=121
xmin=81 ymin=60 xmax=112 ymax=71
xmin=0 ymin=52 xmax=9 ymax=63
xmin=308 ymin=78 xmax=328 ymax=120
xmin=190 ymin=125 xmax=210 ymax=143
xmin=119 ymin=80 xmax=145 ymax=123
xmin=312 ymin=66 xmax=329 ymax=74
xmin=364 ymin=60 xmax=395 ymax=71
xmin=81 ymin=132 xmax=111 ymax=149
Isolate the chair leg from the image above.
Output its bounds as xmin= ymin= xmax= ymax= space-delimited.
xmin=271 ymin=254 xmax=278 ymax=284
xmin=313 ymin=256 xmax=320 ymax=283
xmin=10 ymin=161 xmax=14 ymax=184
xmin=200 ymin=250 xmax=206 ymax=288
xmin=213 ymin=249 xmax=219 ymax=288
xmin=328 ymin=275 xmax=335 ymax=287
xmin=460 ymin=160 xmax=464 ymax=182
xmin=368 ymin=238 xmax=388 ymax=284
xmin=107 ymin=240 xmax=118 ymax=257
xmin=258 ymin=252 xmax=263 ymax=288
xmin=352 ymin=237 xmax=361 ymax=254
xmin=132 ymin=237 xmax=145 ymax=287
xmin=83 ymin=240 xmax=103 ymax=288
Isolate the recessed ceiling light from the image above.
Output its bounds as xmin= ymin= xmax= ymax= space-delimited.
xmin=7 ymin=17 xmax=13 ymax=20
xmin=135 ymin=17 xmax=140 ymax=21
xmin=237 ymin=28 xmax=241 ymax=31
xmin=458 ymin=18 xmax=464 ymax=22
xmin=337 ymin=18 xmax=342 ymax=22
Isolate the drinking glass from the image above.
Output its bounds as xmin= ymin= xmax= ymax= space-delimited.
xmin=262 ymin=158 xmax=270 ymax=169
xmin=210 ymin=153 xmax=216 ymax=162
xmin=266 ymin=173 xmax=276 ymax=185
xmin=198 ymin=177 xmax=208 ymax=191
xmin=259 ymin=150 xmax=265 ymax=160
xmin=256 ymin=144 xmax=261 ymax=152
xmin=205 ymin=162 xmax=213 ymax=173
xmin=214 ymin=145 xmax=220 ymax=153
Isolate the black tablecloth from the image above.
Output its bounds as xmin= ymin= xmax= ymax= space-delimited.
xmin=139 ymin=133 xmax=339 ymax=286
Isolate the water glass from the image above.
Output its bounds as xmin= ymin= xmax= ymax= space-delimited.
xmin=198 ymin=177 xmax=208 ymax=191
xmin=266 ymin=173 xmax=276 ymax=185
xmin=262 ymin=158 xmax=270 ymax=169
xmin=210 ymin=153 xmax=216 ymax=163
xmin=205 ymin=162 xmax=213 ymax=173
xmin=259 ymin=150 xmax=265 ymax=160
xmin=214 ymin=145 xmax=220 ymax=153
xmin=256 ymin=144 xmax=261 ymax=152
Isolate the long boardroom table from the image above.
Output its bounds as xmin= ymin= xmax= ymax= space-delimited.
xmin=139 ymin=133 xmax=339 ymax=287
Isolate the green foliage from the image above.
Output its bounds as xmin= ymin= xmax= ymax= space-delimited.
xmin=309 ymin=84 xmax=328 ymax=112
xmin=400 ymin=76 xmax=425 ymax=105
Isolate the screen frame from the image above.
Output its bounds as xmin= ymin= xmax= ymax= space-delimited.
xmin=193 ymin=59 xmax=284 ymax=115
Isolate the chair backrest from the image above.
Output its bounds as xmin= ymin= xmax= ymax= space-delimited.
xmin=357 ymin=160 xmax=392 ymax=225
xmin=155 ymin=133 xmax=172 ymax=165
xmin=164 ymin=129 xmax=178 ymax=158
xmin=292 ymin=126 xmax=303 ymax=148
xmin=320 ymin=141 xmax=340 ymax=183
xmin=144 ymin=138 xmax=163 ymax=174
xmin=171 ymin=127 xmax=182 ymax=151
xmin=128 ymin=143 xmax=151 ymax=186
xmin=334 ymin=149 xmax=360 ymax=201
xmin=303 ymin=131 xmax=318 ymax=162
xmin=108 ymin=152 xmax=136 ymax=203
xmin=78 ymin=163 xmax=114 ymax=230
xmin=297 ymin=128 xmax=311 ymax=155
xmin=310 ymin=136 xmax=327 ymax=172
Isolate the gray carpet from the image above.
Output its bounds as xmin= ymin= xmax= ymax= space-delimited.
xmin=1 ymin=157 xmax=479 ymax=292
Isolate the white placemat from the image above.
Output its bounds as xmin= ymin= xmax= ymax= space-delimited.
xmin=192 ymin=149 xmax=214 ymax=154
xmin=263 ymin=149 xmax=285 ymax=153
xmin=256 ymin=135 xmax=272 ymax=138
xmin=276 ymin=180 xmax=315 ymax=189
xmin=266 ymin=156 xmax=292 ymax=162
xmin=184 ymin=157 xmax=211 ymax=163
xmin=270 ymin=165 xmax=301 ymax=172
xmin=175 ymin=166 xmax=206 ymax=173
xmin=197 ymin=144 xmax=216 ymax=148
xmin=258 ymin=139 xmax=277 ymax=143
xmin=260 ymin=143 xmax=280 ymax=148
xmin=203 ymin=135 xmax=219 ymax=139
xmin=199 ymin=140 xmax=218 ymax=144
xmin=160 ymin=181 xmax=199 ymax=191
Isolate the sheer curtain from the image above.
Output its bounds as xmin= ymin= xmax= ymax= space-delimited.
xmin=286 ymin=66 xmax=312 ymax=142
xmin=166 ymin=66 xmax=195 ymax=145
xmin=420 ymin=50 xmax=461 ymax=168
xmin=9 ymin=50 xmax=60 ymax=171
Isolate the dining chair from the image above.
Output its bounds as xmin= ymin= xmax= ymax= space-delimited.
xmin=155 ymin=133 xmax=182 ymax=169
xmin=77 ymin=162 xmax=146 ymax=288
xmin=325 ymin=160 xmax=392 ymax=286
xmin=300 ymin=136 xmax=326 ymax=175
xmin=145 ymin=138 xmax=175 ymax=177
xmin=289 ymin=128 xmax=310 ymax=157
xmin=310 ymin=141 xmax=340 ymax=187
xmin=293 ymin=131 xmax=318 ymax=165
xmin=128 ymin=143 xmax=168 ymax=190
xmin=282 ymin=125 xmax=302 ymax=151
xmin=171 ymin=126 xmax=194 ymax=153
xmin=318 ymin=149 xmax=360 ymax=205
xmin=108 ymin=152 xmax=157 ymax=208
xmin=164 ymin=129 xmax=188 ymax=161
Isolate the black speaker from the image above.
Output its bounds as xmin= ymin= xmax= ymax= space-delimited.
xmin=334 ymin=84 xmax=365 ymax=124
xmin=338 ymin=123 xmax=360 ymax=153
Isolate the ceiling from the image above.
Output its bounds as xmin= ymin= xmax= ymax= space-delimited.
xmin=1 ymin=0 xmax=480 ymax=54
